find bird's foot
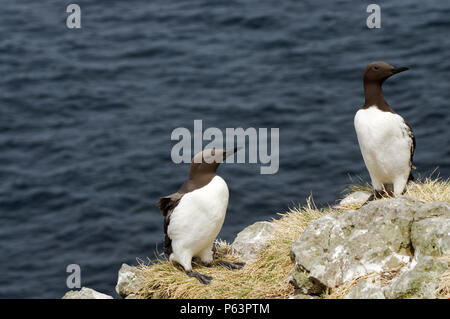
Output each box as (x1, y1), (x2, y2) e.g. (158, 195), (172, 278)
(215, 260), (245, 270)
(186, 271), (213, 285)
(363, 190), (387, 206)
(375, 189), (387, 199)
(366, 194), (375, 203)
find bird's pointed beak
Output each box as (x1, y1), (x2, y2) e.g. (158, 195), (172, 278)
(391, 66), (409, 74)
(224, 146), (242, 159)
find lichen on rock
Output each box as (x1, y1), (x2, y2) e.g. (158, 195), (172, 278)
(290, 195), (450, 298)
(116, 263), (145, 298)
(411, 201), (450, 258)
(386, 256), (448, 299)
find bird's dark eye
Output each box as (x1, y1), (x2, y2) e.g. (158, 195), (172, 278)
(373, 66), (379, 71)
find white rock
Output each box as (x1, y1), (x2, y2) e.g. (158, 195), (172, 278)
(231, 221), (275, 262)
(339, 191), (372, 206)
(116, 263), (144, 298)
(290, 196), (450, 298)
(385, 256), (448, 299)
(291, 197), (419, 290)
(62, 287), (113, 299)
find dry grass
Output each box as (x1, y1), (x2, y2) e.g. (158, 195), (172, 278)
(341, 174), (449, 208)
(405, 176), (450, 203)
(137, 197), (327, 299)
(136, 177), (449, 299)
(325, 273), (378, 299)
(325, 267), (404, 299)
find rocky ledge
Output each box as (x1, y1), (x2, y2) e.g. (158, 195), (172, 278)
(63, 193), (449, 299)
(290, 196), (449, 298)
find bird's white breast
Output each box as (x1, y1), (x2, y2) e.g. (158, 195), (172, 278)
(354, 106), (412, 185)
(167, 176), (229, 254)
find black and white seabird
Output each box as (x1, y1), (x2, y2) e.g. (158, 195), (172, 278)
(355, 61), (415, 198)
(158, 148), (244, 284)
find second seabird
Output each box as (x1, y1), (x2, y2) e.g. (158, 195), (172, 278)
(354, 61), (416, 198)
(158, 148), (244, 284)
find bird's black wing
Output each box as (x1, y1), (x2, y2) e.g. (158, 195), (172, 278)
(157, 180), (197, 256)
(158, 192), (183, 256)
(403, 120), (416, 180)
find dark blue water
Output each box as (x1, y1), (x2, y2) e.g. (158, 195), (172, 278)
(0, 0), (449, 298)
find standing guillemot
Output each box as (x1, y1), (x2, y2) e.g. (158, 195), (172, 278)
(158, 148), (244, 284)
(354, 61), (415, 199)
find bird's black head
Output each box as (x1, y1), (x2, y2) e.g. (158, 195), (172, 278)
(363, 61), (409, 84)
(189, 147), (239, 179)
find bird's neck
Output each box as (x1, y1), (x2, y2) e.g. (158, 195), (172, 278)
(363, 81), (393, 112)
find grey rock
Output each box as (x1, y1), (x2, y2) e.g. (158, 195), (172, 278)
(386, 256), (448, 299)
(414, 201), (450, 220)
(290, 195), (450, 299)
(344, 279), (386, 299)
(412, 217), (450, 258)
(231, 221), (275, 262)
(411, 202), (450, 257)
(291, 197), (418, 292)
(339, 191), (372, 206)
(62, 287), (113, 299)
(116, 263), (145, 298)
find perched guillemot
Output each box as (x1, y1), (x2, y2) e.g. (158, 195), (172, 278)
(158, 148), (244, 284)
(354, 61), (415, 198)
